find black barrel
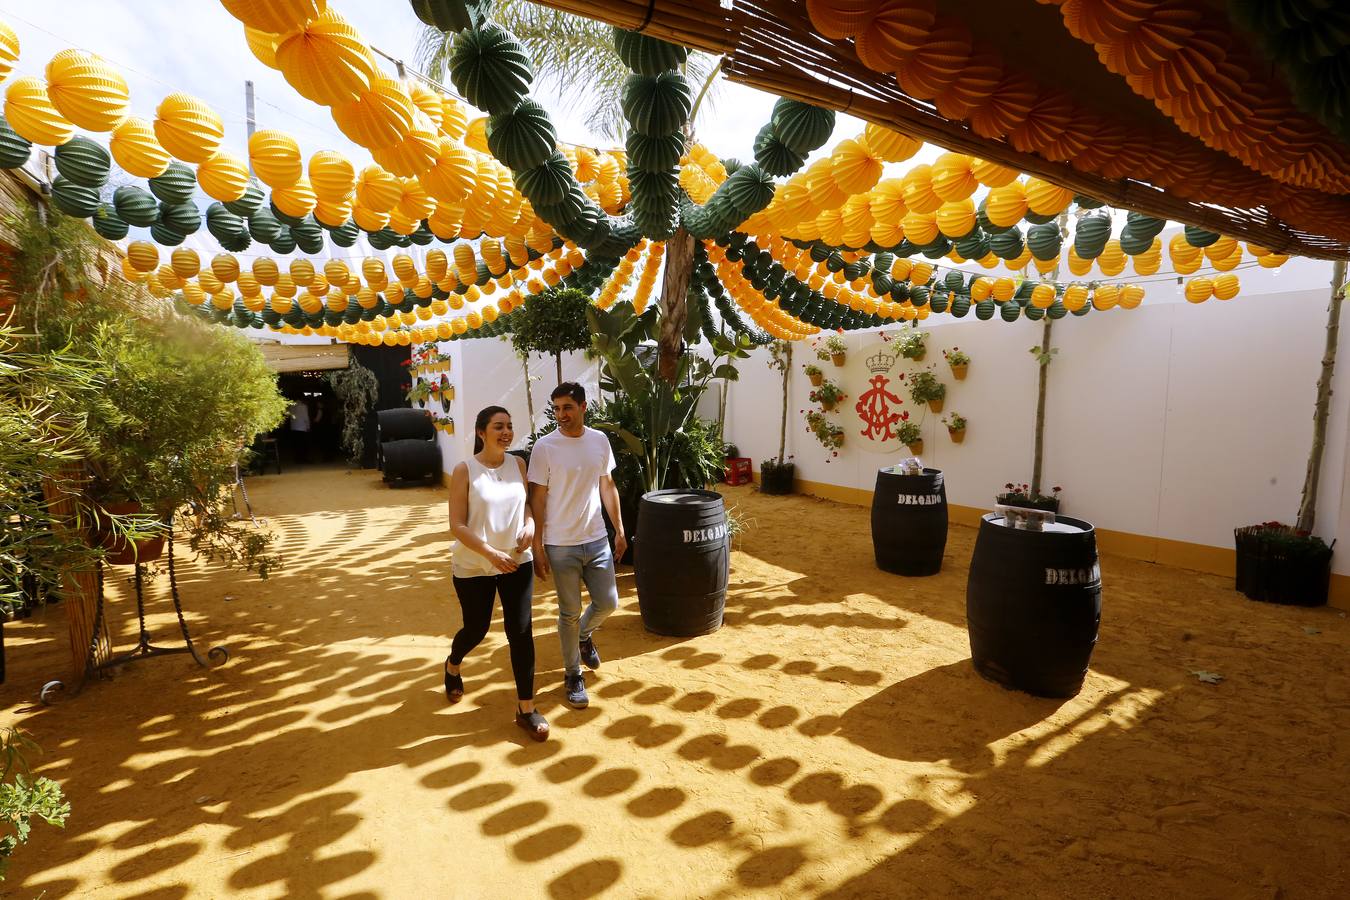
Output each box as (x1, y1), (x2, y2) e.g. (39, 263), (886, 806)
(634, 490), (729, 636)
(871, 467), (947, 576)
(966, 514), (1102, 698)
(377, 408), (434, 442)
(380, 439), (441, 485)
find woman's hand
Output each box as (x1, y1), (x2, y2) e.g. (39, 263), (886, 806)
(515, 520), (535, 553)
(486, 548), (519, 574)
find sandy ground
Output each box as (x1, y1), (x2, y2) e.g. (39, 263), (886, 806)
(2, 464), (1349, 899)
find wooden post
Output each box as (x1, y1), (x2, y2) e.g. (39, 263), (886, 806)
(1296, 259), (1347, 533)
(778, 341), (791, 464)
(658, 228), (695, 385)
(40, 466), (107, 681)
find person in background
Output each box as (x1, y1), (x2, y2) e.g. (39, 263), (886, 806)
(288, 397), (311, 465)
(445, 405), (547, 741)
(528, 383), (625, 711)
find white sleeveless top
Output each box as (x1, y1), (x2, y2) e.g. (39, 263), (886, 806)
(452, 456), (533, 578)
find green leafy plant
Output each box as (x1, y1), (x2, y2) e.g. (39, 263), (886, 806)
(809, 379), (846, 408)
(895, 327), (928, 360)
(327, 359), (379, 465)
(804, 409), (845, 454)
(587, 302), (750, 493)
(1235, 522), (1331, 557)
(723, 443), (740, 458)
(1, 728), (70, 881)
(1029, 344), (1059, 367)
(816, 334), (847, 361)
(943, 347), (970, 366)
(943, 413), (967, 431)
(803, 363), (822, 377)
(511, 287), (594, 383)
(897, 420), (923, 447)
(998, 482), (1062, 511)
(907, 370), (947, 405)
(406, 380), (432, 406)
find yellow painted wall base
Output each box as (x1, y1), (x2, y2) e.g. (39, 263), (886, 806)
(750, 472), (1350, 610)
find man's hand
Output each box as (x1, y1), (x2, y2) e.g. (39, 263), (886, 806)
(613, 533), (628, 564)
(533, 540), (550, 579)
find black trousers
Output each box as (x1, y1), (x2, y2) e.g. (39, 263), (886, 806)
(450, 562), (535, 700)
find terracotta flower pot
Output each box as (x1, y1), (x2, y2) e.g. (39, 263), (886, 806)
(821, 398), (836, 412)
(951, 363), (968, 380)
(912, 349), (926, 362)
(831, 352), (846, 367)
(906, 440), (924, 456)
(90, 501), (166, 566)
(808, 372), (823, 387)
(928, 397), (944, 414)
(948, 427), (966, 443)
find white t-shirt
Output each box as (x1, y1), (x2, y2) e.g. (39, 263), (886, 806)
(289, 401), (310, 432)
(528, 427), (615, 547)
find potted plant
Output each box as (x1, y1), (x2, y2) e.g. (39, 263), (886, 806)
(1234, 522), (1333, 606)
(817, 334), (847, 367)
(897, 420), (924, 456)
(511, 286), (593, 383)
(943, 412), (967, 443)
(762, 340), (796, 495)
(997, 482), (1063, 512)
(908, 370), (947, 414)
(944, 347), (970, 380)
(809, 379), (846, 412)
(895, 326), (927, 361)
(805, 410), (845, 456)
(804, 363), (824, 387)
(407, 380), (432, 406)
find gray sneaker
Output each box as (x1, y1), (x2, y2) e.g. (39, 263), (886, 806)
(565, 673), (589, 709)
(579, 635), (601, 670)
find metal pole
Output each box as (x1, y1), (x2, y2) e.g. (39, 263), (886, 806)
(245, 80), (256, 142)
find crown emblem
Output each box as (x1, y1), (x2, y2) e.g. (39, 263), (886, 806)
(866, 350), (896, 373)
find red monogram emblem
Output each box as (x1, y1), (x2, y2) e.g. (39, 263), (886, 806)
(855, 374), (903, 442)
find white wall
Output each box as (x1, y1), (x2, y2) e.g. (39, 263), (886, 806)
(724, 257), (1350, 573)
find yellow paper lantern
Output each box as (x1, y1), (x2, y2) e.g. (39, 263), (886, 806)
(931, 153), (978, 201)
(253, 258), (279, 287)
(862, 122), (921, 163)
(126, 241), (159, 273)
(984, 180), (1027, 228)
(1184, 277), (1212, 303)
(156, 266), (182, 291)
(110, 116), (170, 178)
(1093, 284), (1120, 310)
(901, 164), (944, 214)
(171, 247), (200, 280)
(212, 254), (241, 283)
(197, 151), (251, 202)
(1213, 274), (1240, 300)
(309, 149), (356, 202)
(154, 93), (224, 164)
(331, 76), (416, 150)
(4, 77), (74, 146)
(935, 199), (976, 239)
(0, 20), (18, 82)
(314, 198), (352, 227)
(355, 164), (402, 212)
(830, 138), (883, 195)
(1062, 283), (1088, 311)
(289, 258), (315, 286)
(1030, 282), (1055, 308)
(992, 277), (1016, 302)
(1258, 253), (1289, 269)
(45, 50), (129, 132)
(244, 26), (281, 69)
(275, 10), (375, 106)
(1024, 177), (1073, 216)
(324, 259), (350, 288)
(1119, 284), (1145, 309)
(372, 122), (440, 177)
(181, 282), (205, 306)
(970, 157), (1018, 188)
(249, 129), (302, 189)
(272, 177), (317, 219)
(464, 116), (488, 153)
(420, 137), (476, 202)
(221, 0), (327, 33)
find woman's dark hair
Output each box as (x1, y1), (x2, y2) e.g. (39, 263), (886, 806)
(550, 382), (586, 405)
(473, 406), (511, 453)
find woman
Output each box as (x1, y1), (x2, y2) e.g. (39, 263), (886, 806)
(444, 406), (548, 741)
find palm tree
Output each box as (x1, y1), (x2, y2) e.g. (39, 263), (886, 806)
(414, 0), (720, 142)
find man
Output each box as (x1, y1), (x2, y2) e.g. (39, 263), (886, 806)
(288, 397), (311, 465)
(528, 383), (626, 709)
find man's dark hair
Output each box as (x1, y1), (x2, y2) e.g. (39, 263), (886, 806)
(550, 382), (586, 405)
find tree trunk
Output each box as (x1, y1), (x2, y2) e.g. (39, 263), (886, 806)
(522, 351), (535, 431)
(554, 352), (562, 386)
(1031, 317), (1054, 498)
(1297, 259), (1347, 532)
(658, 228), (695, 385)
(41, 466), (108, 682)
(778, 342), (791, 464)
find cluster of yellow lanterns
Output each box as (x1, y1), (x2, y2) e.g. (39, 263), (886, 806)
(596, 239), (660, 311)
(679, 143), (729, 204)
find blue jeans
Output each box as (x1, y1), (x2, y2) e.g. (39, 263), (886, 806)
(546, 538), (619, 676)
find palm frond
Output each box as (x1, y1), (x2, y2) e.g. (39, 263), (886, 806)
(412, 0), (722, 144)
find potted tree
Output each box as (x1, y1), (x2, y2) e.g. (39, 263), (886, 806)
(511, 286), (593, 383)
(944, 347), (970, 380)
(908, 370), (947, 414)
(804, 363), (824, 387)
(898, 420), (924, 456)
(762, 340), (795, 494)
(810, 379), (846, 412)
(1234, 523), (1334, 606)
(943, 412), (967, 443)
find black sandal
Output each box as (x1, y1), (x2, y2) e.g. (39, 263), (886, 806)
(444, 656), (464, 703)
(515, 707), (549, 742)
